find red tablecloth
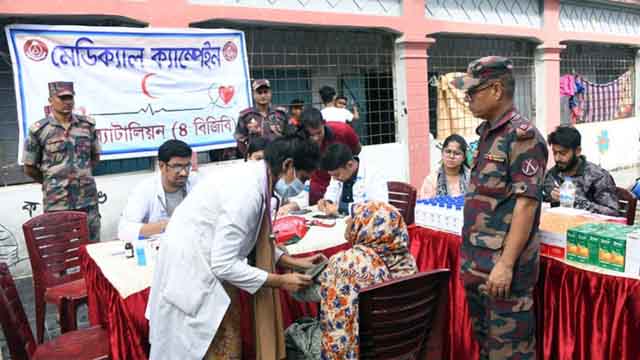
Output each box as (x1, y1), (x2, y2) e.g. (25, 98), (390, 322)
(408, 225), (640, 360)
(408, 225), (480, 359)
(80, 243), (350, 360)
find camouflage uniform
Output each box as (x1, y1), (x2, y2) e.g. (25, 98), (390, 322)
(454, 57), (549, 359)
(23, 93), (102, 242)
(234, 106), (288, 155)
(234, 79), (289, 155)
(542, 155), (619, 216)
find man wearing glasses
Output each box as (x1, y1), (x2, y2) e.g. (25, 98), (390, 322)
(118, 139), (199, 241)
(453, 57), (548, 359)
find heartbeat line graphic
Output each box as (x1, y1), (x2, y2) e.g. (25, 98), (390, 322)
(92, 104), (206, 117)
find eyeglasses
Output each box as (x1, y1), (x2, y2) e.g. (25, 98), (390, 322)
(443, 149), (464, 158)
(166, 163), (192, 173)
(464, 81), (496, 102)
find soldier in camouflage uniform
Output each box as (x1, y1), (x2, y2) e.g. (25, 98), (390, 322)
(452, 57), (548, 359)
(542, 125), (619, 216)
(23, 81), (102, 242)
(234, 79), (288, 155)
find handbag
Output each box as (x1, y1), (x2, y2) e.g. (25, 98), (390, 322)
(272, 215), (308, 245)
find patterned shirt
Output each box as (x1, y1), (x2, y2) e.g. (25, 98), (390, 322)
(462, 108), (548, 252)
(542, 156), (619, 216)
(23, 114), (100, 211)
(234, 106), (288, 155)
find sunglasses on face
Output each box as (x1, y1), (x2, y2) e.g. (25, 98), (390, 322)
(464, 81), (497, 102)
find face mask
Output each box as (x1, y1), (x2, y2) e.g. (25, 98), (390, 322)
(274, 169), (305, 199)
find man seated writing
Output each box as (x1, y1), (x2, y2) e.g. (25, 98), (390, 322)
(542, 126), (619, 216)
(118, 139), (199, 241)
(317, 143), (388, 216)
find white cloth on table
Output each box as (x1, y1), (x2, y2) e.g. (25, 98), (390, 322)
(86, 241), (154, 298)
(117, 172), (200, 242)
(147, 161), (283, 360)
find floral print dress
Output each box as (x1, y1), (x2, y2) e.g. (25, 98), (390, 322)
(318, 201), (418, 360)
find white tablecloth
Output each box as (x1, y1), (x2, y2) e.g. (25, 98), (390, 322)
(284, 209), (349, 255)
(86, 241), (154, 298)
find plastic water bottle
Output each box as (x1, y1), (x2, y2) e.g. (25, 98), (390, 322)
(559, 177), (576, 208)
(134, 235), (147, 266)
(301, 180), (310, 208)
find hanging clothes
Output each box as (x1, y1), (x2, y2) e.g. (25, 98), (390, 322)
(577, 71), (633, 123)
(436, 72), (483, 139)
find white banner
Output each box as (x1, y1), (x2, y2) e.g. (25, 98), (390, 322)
(6, 25), (251, 162)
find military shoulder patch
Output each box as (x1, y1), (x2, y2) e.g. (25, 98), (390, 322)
(29, 118), (49, 133)
(521, 158), (540, 176)
(515, 122), (534, 140)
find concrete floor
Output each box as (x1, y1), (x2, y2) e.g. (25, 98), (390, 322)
(0, 276), (90, 359)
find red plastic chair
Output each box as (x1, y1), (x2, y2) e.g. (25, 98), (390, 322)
(387, 181), (418, 226)
(616, 186), (637, 225)
(23, 211), (90, 343)
(0, 262), (109, 360)
(358, 269), (451, 360)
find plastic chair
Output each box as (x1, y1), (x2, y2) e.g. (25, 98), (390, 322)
(616, 187), (637, 225)
(23, 211), (90, 343)
(387, 181), (417, 225)
(0, 262), (109, 360)
(359, 269), (451, 360)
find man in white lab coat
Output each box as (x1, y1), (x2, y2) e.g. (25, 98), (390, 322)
(118, 140), (199, 242)
(318, 143), (388, 215)
(147, 134), (323, 360)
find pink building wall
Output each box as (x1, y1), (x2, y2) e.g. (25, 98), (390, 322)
(2, 0), (640, 187)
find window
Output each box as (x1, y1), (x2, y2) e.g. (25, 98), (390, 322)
(560, 42), (636, 124)
(240, 26), (397, 145)
(427, 35), (537, 140)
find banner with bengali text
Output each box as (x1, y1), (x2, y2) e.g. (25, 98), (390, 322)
(6, 25), (251, 163)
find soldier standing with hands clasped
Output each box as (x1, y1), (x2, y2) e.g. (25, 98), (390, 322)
(23, 81), (102, 242)
(452, 57), (548, 359)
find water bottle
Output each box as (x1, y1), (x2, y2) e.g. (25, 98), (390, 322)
(559, 177), (576, 208)
(134, 235), (148, 266)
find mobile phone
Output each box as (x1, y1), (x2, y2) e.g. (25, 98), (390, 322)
(305, 259), (329, 279)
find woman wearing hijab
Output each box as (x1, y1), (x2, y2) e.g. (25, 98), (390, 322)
(419, 134), (470, 199)
(318, 201), (417, 359)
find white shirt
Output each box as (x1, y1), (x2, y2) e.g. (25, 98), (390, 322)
(117, 172), (199, 242)
(147, 161), (283, 360)
(321, 106), (354, 124)
(323, 159), (389, 211)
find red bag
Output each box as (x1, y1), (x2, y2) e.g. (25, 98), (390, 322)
(272, 216), (308, 244)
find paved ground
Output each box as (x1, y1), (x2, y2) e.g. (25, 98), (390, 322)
(0, 166), (637, 359)
(0, 276), (90, 359)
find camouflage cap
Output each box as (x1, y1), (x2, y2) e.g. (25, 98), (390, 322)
(451, 56), (514, 91)
(252, 79), (271, 91)
(48, 81), (75, 97)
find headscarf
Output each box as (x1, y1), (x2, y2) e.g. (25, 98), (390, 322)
(344, 201), (417, 277)
(317, 201), (418, 359)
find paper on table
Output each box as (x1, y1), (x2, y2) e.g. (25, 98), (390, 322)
(285, 207), (349, 255)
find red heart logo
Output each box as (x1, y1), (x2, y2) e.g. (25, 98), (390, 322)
(219, 86), (234, 104)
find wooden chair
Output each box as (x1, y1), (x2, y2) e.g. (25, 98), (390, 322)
(0, 262), (109, 360)
(387, 181), (417, 226)
(616, 187), (637, 225)
(23, 211), (90, 343)
(359, 269), (451, 360)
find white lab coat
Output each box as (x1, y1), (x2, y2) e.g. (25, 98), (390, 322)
(117, 172), (199, 242)
(323, 159), (389, 210)
(147, 161), (283, 359)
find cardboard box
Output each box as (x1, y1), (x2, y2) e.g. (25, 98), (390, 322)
(625, 232), (640, 276)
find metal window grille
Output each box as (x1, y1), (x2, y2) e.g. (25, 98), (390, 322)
(241, 26), (397, 145)
(427, 35), (537, 140)
(560, 42), (636, 124)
